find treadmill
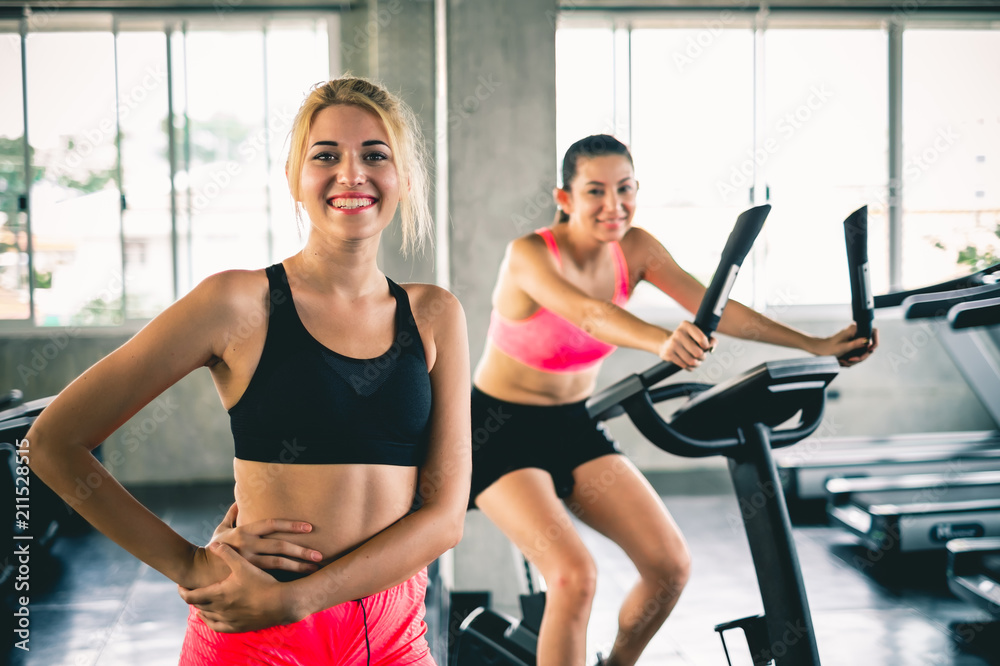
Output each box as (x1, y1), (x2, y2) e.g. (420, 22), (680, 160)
(946, 295), (1000, 617)
(825, 278), (1000, 556)
(776, 261), (1000, 519)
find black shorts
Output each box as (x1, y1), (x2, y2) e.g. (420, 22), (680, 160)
(469, 387), (622, 509)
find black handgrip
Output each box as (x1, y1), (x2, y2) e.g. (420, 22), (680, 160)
(873, 261), (1000, 309)
(694, 203), (771, 337)
(903, 282), (1000, 321)
(948, 295), (1000, 330)
(844, 205), (873, 341)
(840, 206), (873, 362)
(586, 204), (770, 419)
(638, 204), (771, 389)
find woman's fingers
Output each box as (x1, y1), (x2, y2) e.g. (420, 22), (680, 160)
(667, 322), (714, 369)
(243, 518), (313, 537)
(253, 555), (321, 573)
(178, 581), (225, 607)
(248, 537), (323, 563)
(676, 321), (712, 351)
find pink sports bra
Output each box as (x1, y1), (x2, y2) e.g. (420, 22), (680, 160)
(487, 227), (630, 373)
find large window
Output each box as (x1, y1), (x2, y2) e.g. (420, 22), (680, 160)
(27, 31), (123, 326)
(902, 30), (1000, 288)
(556, 15), (1000, 308)
(763, 29), (889, 305)
(0, 12), (332, 327)
(630, 26), (755, 308)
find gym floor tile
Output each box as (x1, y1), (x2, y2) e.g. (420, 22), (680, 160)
(4, 482), (998, 666)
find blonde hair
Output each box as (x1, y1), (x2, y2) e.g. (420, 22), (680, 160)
(285, 76), (432, 254)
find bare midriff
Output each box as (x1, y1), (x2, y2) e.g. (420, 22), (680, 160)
(233, 460), (418, 565)
(473, 342), (602, 406)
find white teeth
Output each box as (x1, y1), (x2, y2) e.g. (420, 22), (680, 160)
(329, 198), (373, 209)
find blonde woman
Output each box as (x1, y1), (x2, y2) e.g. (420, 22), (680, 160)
(26, 77), (470, 665)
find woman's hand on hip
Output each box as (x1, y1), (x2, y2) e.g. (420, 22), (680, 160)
(178, 542), (304, 633)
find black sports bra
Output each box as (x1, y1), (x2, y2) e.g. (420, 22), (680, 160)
(229, 263), (432, 466)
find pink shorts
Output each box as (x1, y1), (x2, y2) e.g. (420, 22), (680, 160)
(179, 568), (434, 666)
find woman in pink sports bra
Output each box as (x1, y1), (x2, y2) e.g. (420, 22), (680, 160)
(470, 134), (877, 666)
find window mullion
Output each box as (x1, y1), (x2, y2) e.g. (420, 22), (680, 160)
(166, 24), (179, 303)
(113, 18), (126, 323)
(20, 18), (35, 324)
(888, 21), (903, 292)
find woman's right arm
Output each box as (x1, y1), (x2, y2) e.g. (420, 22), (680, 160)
(505, 235), (709, 367)
(23, 271), (256, 589)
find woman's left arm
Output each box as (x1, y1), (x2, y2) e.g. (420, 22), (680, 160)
(182, 287), (472, 632)
(626, 227), (877, 365)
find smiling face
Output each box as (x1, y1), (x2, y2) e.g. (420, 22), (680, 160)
(558, 154), (638, 242)
(296, 104), (401, 245)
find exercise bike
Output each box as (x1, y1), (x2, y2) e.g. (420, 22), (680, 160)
(581, 205), (873, 665)
(453, 204), (874, 665)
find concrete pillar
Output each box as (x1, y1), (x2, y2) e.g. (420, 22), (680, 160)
(447, 0), (558, 361)
(447, 0), (559, 616)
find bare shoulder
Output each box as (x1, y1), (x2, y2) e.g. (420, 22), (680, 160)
(620, 226), (675, 279)
(399, 284), (468, 374)
(187, 268), (270, 318)
(506, 229), (558, 275)
(620, 225), (660, 251)
(163, 269), (271, 367)
(508, 229), (549, 255)
(196, 268), (268, 299)
(400, 283), (466, 334)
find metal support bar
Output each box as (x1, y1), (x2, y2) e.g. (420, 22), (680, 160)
(728, 422), (821, 665)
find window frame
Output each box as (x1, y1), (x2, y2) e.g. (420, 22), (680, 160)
(556, 6), (1000, 322)
(0, 8), (338, 332)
